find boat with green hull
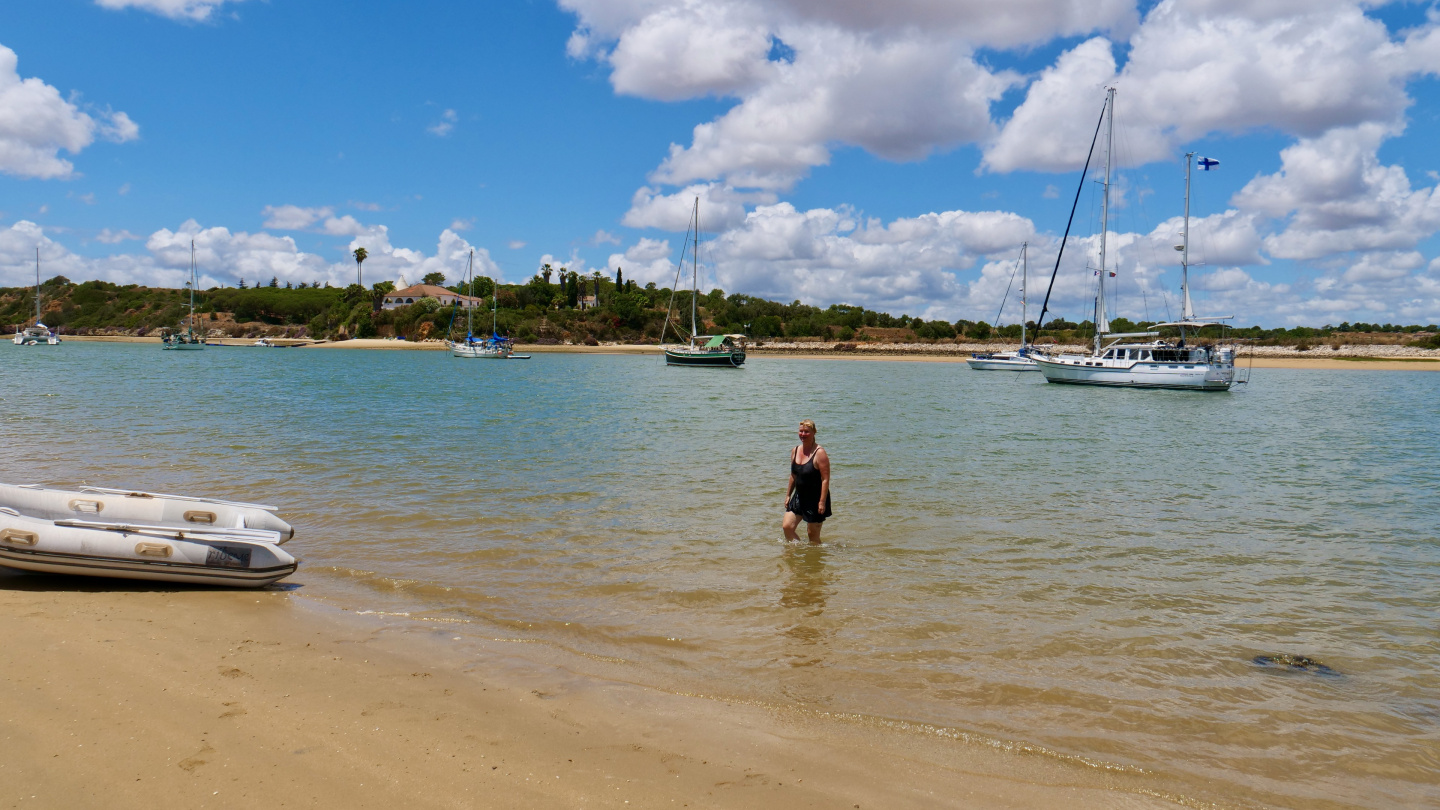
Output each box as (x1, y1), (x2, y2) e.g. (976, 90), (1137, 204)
(661, 197), (746, 369)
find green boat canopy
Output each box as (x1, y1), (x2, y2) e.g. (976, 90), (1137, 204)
(703, 335), (727, 348)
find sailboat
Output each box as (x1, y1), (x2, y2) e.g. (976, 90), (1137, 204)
(448, 250), (529, 359)
(12, 248), (61, 346)
(967, 242), (1039, 371)
(1031, 88), (1241, 391)
(661, 197), (746, 368)
(162, 241), (206, 350)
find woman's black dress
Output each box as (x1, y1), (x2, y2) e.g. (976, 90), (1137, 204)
(787, 445), (833, 523)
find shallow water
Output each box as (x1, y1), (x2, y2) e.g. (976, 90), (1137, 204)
(2, 343), (1437, 807)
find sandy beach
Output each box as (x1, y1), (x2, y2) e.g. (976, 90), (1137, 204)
(0, 569), (1184, 809)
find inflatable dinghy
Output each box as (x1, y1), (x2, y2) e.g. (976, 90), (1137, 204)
(0, 483), (298, 587)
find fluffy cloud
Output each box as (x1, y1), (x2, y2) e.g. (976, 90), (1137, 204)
(262, 205), (374, 238)
(93, 0), (247, 22)
(261, 205), (331, 230)
(622, 183), (766, 231)
(1233, 124), (1440, 259)
(987, 2), (1440, 172)
(0, 44), (139, 179)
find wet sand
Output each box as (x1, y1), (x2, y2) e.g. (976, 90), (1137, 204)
(0, 569), (1186, 809)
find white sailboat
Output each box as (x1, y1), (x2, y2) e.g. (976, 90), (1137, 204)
(12, 248), (61, 346)
(162, 240), (206, 350)
(967, 242), (1039, 371)
(1032, 88), (1242, 392)
(448, 250), (528, 359)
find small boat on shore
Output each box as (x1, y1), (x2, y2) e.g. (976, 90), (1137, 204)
(0, 483), (297, 587)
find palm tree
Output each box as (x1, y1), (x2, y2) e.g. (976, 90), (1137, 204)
(353, 247), (368, 287)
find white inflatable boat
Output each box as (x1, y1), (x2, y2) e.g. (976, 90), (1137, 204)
(0, 484), (298, 587)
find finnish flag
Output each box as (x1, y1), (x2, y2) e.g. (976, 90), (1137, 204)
(1199, 156), (1220, 171)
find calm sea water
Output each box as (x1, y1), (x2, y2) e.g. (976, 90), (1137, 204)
(2, 343), (1437, 808)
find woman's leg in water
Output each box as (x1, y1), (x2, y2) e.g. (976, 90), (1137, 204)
(782, 511), (802, 541)
(806, 519), (822, 544)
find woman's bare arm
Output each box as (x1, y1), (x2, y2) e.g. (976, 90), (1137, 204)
(815, 448), (830, 510)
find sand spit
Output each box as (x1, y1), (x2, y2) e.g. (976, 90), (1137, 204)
(0, 570), (1192, 810)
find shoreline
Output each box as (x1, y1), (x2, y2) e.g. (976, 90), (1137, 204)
(0, 569), (1191, 809)
(42, 335), (1440, 369)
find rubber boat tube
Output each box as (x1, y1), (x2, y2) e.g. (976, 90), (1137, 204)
(0, 483), (299, 588)
(0, 483), (294, 542)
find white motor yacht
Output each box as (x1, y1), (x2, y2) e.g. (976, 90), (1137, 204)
(1031, 89), (1245, 391)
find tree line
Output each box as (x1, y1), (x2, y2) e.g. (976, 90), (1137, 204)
(2, 272), (1437, 348)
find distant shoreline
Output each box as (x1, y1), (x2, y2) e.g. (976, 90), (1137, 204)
(44, 334), (1440, 369)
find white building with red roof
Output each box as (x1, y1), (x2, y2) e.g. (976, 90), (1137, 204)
(381, 284), (483, 311)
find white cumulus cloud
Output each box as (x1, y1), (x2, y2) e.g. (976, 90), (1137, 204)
(0, 44), (139, 179)
(93, 0), (248, 22)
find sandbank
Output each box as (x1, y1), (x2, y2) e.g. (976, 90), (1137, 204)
(0, 569), (1189, 809)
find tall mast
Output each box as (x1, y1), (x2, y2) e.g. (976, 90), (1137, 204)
(188, 240), (196, 336)
(1020, 242), (1028, 348)
(465, 250), (474, 337)
(1181, 152), (1194, 344)
(1095, 86), (1115, 355)
(35, 247), (41, 323)
(691, 196), (699, 340)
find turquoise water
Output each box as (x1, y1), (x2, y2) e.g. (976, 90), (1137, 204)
(2, 343), (1438, 808)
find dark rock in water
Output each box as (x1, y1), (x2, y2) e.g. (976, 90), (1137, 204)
(1253, 654), (1340, 675)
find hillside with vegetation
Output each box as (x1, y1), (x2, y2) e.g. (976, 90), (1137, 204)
(2, 269), (1438, 349)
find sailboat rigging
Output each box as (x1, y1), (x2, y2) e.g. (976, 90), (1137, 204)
(660, 197), (746, 368)
(162, 241), (206, 350)
(1031, 88), (1244, 391)
(13, 248), (61, 346)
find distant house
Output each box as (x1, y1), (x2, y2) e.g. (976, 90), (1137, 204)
(381, 284), (482, 311)
(578, 295), (597, 310)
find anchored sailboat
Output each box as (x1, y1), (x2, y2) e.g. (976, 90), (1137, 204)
(12, 248), (61, 346)
(661, 197), (746, 368)
(1031, 88), (1243, 391)
(448, 250), (528, 359)
(162, 241), (206, 350)
(967, 242), (1039, 371)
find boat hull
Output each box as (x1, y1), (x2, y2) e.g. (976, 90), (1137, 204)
(966, 354), (1039, 371)
(664, 349), (746, 367)
(449, 341), (509, 359)
(1033, 355), (1234, 390)
(13, 330), (60, 345)
(162, 342), (206, 350)
(0, 513), (298, 588)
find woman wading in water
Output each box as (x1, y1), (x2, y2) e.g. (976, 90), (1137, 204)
(783, 419), (832, 543)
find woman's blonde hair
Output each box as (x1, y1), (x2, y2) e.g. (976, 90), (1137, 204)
(799, 419), (817, 433)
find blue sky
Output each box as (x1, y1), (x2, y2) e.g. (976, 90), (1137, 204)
(3, 0), (1440, 327)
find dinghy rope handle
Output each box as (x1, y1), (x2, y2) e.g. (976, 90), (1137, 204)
(184, 511), (217, 524)
(1, 529), (38, 546)
(134, 542), (172, 557)
(68, 499), (103, 514)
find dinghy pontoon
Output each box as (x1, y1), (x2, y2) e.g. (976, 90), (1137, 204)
(0, 483), (298, 587)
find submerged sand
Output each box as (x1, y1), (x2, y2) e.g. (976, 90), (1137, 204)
(0, 569), (1188, 809)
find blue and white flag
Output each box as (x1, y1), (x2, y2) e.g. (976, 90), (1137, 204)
(1199, 156), (1220, 171)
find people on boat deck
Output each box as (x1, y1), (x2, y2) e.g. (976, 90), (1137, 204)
(783, 419), (832, 544)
